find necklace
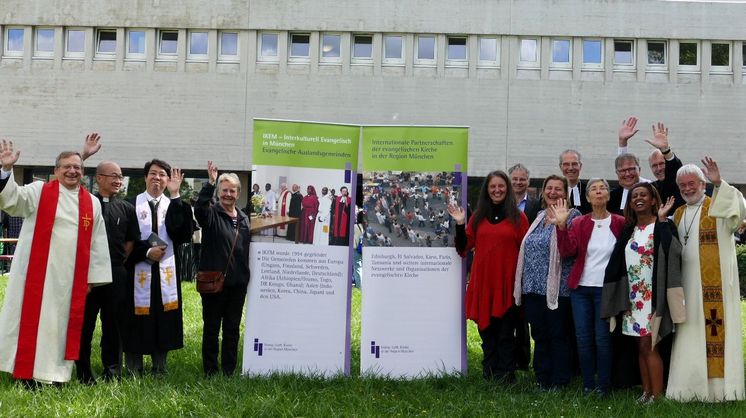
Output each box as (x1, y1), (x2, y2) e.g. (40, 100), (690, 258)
(682, 203), (703, 245)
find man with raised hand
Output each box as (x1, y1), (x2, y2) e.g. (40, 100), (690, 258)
(618, 118), (685, 212)
(122, 159), (193, 376)
(0, 139), (111, 384)
(666, 158), (745, 402)
(75, 145), (140, 383)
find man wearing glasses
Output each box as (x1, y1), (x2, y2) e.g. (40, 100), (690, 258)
(75, 142), (140, 382)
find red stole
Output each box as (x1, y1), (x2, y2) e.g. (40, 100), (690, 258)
(332, 196), (349, 238)
(13, 180), (94, 379)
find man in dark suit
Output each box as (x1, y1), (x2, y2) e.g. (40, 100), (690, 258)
(559, 150), (591, 214)
(507, 163), (538, 371)
(509, 163), (541, 223)
(619, 119), (685, 213)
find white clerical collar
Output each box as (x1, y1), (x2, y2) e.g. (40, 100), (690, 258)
(568, 183), (581, 206)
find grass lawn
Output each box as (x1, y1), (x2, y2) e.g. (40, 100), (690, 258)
(0, 276), (745, 417)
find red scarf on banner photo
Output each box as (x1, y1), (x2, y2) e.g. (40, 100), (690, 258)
(13, 180), (94, 380)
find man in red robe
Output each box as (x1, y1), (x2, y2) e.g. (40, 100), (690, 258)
(329, 186), (351, 246)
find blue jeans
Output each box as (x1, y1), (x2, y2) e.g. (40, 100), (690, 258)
(570, 286), (612, 393)
(524, 293), (572, 388)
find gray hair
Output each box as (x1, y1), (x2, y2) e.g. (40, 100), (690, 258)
(559, 149), (582, 165)
(55, 151), (83, 168)
(585, 178), (610, 197)
(676, 164), (707, 183)
(217, 172), (242, 192)
(614, 153), (640, 170)
(508, 163), (530, 178)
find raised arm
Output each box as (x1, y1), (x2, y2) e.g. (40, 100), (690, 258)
(618, 116), (639, 153)
(81, 132), (102, 161)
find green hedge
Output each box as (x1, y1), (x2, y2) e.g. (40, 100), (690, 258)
(737, 244), (746, 298)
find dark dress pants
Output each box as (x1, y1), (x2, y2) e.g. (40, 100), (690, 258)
(76, 281), (121, 381)
(477, 306), (518, 382)
(201, 286), (247, 376)
(524, 293), (572, 388)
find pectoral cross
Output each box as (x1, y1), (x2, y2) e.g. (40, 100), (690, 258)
(82, 214), (92, 231)
(164, 267), (174, 286)
(138, 270), (147, 288)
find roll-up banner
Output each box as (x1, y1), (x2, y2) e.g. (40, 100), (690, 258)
(243, 119), (359, 376)
(359, 125), (468, 377)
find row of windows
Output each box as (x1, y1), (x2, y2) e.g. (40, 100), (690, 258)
(3, 26), (745, 72)
(2, 27), (239, 61)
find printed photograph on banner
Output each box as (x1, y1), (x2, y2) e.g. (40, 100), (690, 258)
(361, 171), (460, 248)
(250, 165), (352, 246)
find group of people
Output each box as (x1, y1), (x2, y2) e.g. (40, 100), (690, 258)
(362, 171), (458, 248)
(450, 118), (745, 403)
(0, 118), (744, 405)
(0, 135), (251, 386)
(250, 182), (351, 246)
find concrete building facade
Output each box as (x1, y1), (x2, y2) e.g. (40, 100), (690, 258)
(1, 0), (745, 196)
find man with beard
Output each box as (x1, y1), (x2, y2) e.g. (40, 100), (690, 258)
(666, 159), (745, 402)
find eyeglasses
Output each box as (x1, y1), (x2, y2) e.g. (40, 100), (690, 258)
(616, 167), (638, 175)
(98, 173), (124, 180)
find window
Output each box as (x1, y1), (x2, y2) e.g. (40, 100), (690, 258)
(551, 38), (571, 67)
(320, 33), (341, 63)
(5, 27), (24, 56)
(65, 29), (86, 58)
(518, 38), (539, 67)
(258, 32), (278, 62)
(478, 37), (498, 67)
(126, 30), (146, 59)
(352, 34), (373, 63)
(219, 32), (238, 60)
(35, 28), (55, 57)
(188, 31), (208, 59)
(383, 34), (404, 65)
(582, 39), (603, 68)
(415, 35), (436, 65)
(96, 30), (117, 56)
(647, 41), (666, 65)
(613, 40), (634, 66)
(289, 33), (310, 60)
(678, 41), (699, 71)
(446, 36), (467, 64)
(711, 42), (730, 72)
(158, 30), (178, 57)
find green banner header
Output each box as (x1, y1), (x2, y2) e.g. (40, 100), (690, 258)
(253, 119), (359, 170)
(362, 126), (468, 172)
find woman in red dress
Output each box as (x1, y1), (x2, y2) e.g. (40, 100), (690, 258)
(448, 171), (528, 383)
(300, 185), (319, 244)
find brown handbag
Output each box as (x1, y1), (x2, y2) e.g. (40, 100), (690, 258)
(196, 226), (240, 294)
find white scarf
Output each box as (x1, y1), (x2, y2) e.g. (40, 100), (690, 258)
(133, 192), (179, 315)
